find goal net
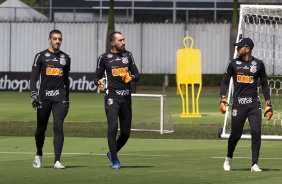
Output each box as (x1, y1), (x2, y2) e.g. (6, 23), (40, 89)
(219, 5), (282, 140)
(131, 94), (174, 134)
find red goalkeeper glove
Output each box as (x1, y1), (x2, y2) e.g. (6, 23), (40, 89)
(120, 72), (133, 83)
(264, 100), (273, 121)
(219, 97), (229, 114)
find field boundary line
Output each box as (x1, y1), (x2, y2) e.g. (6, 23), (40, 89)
(0, 152), (169, 157)
(212, 156), (282, 160)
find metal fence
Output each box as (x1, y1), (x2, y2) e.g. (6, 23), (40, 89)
(0, 22), (231, 74)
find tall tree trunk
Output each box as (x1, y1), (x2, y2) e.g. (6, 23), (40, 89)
(106, 0), (115, 51)
(230, 0), (238, 60)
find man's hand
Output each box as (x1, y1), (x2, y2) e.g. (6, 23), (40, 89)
(98, 78), (105, 90)
(264, 100), (273, 121)
(120, 72), (133, 83)
(30, 91), (42, 109)
(219, 97), (229, 114)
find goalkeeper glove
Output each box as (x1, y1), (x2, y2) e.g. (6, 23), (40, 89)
(120, 72), (133, 83)
(219, 97), (229, 114)
(98, 78), (105, 90)
(264, 100), (273, 121)
(30, 91), (42, 109)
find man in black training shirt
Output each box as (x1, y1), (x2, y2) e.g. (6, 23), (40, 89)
(30, 30), (71, 169)
(220, 38), (273, 172)
(94, 31), (140, 169)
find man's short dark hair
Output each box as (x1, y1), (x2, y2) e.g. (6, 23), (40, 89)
(110, 31), (122, 42)
(49, 30), (62, 38)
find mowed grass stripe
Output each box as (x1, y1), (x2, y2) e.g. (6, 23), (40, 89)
(1, 137), (282, 184)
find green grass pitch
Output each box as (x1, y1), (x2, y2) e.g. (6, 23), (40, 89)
(1, 137), (282, 184)
(1, 87), (282, 183)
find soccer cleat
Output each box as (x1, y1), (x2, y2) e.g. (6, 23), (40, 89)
(33, 155), (42, 168)
(107, 151), (113, 167)
(111, 160), (121, 169)
(54, 161), (65, 169)
(251, 164), (262, 172)
(223, 157), (232, 171)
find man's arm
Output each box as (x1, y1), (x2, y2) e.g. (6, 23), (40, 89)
(30, 53), (42, 109)
(64, 57), (71, 101)
(30, 54), (41, 92)
(259, 62), (273, 120)
(94, 55), (105, 90)
(128, 52), (140, 82)
(259, 62), (270, 101)
(219, 61), (232, 98)
(219, 60), (233, 114)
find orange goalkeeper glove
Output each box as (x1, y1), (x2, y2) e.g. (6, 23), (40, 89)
(97, 78), (105, 90)
(264, 100), (273, 121)
(120, 72), (133, 83)
(219, 97), (229, 114)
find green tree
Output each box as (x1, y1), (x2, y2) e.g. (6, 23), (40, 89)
(22, 0), (39, 7)
(229, 0), (239, 60)
(106, 0), (115, 51)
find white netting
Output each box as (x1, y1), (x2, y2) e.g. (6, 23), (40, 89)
(241, 5), (282, 76)
(220, 5), (282, 139)
(131, 94), (174, 134)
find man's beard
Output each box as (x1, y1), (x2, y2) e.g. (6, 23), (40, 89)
(116, 45), (125, 53)
(238, 52), (246, 57)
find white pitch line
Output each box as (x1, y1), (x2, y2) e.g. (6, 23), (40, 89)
(212, 156), (282, 160)
(0, 152), (169, 157)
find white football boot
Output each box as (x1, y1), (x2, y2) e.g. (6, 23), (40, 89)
(223, 157), (232, 171)
(33, 155), (42, 168)
(54, 161), (65, 169)
(251, 164), (262, 172)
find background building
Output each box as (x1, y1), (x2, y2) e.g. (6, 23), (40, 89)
(51, 0), (281, 23)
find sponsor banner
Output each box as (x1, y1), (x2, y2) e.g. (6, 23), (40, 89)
(0, 72), (100, 93)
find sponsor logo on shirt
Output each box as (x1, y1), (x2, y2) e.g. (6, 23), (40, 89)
(237, 75), (254, 83)
(112, 67), (128, 76)
(238, 97), (252, 104)
(46, 67), (63, 76)
(45, 90), (60, 96)
(232, 109), (237, 117)
(107, 98), (113, 105)
(116, 89), (130, 96)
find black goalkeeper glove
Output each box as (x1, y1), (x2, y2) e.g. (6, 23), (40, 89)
(30, 91), (42, 109)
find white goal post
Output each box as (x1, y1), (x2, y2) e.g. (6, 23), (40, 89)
(131, 94), (174, 134)
(219, 5), (282, 140)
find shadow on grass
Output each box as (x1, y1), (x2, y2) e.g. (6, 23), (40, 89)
(120, 166), (154, 169)
(232, 168), (280, 172)
(42, 165), (87, 169)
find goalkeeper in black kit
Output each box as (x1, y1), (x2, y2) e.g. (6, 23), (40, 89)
(219, 38), (273, 172)
(30, 30), (71, 169)
(94, 31), (140, 169)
